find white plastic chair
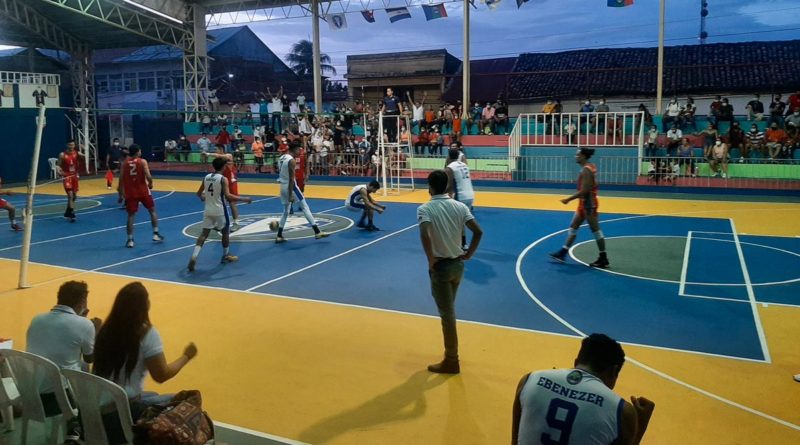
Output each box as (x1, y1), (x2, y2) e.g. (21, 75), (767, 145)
(61, 369), (134, 445)
(47, 158), (59, 179)
(0, 356), (20, 432)
(0, 349), (77, 445)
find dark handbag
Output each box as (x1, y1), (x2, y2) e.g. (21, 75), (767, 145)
(134, 390), (214, 445)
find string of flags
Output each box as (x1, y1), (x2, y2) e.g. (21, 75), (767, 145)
(325, 1), (631, 31)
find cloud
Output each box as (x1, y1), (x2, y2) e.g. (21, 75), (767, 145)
(738, 0), (800, 27)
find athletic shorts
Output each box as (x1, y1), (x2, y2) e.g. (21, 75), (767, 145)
(63, 176), (79, 193)
(279, 183), (305, 206)
(346, 201), (366, 212)
(125, 195), (154, 214)
(229, 181), (239, 196)
(201, 214), (228, 231)
(295, 178), (305, 191)
(577, 200), (598, 218)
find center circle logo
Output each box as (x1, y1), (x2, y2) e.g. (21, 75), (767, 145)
(182, 213), (353, 242)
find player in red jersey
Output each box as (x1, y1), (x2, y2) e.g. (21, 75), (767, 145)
(58, 139), (82, 222)
(549, 147), (609, 268)
(118, 144), (163, 248)
(0, 177), (23, 231)
(290, 140), (307, 215)
(212, 144), (242, 231)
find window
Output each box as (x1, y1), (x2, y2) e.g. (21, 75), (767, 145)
(138, 78), (155, 91)
(96, 80), (108, 93)
(123, 79), (137, 92)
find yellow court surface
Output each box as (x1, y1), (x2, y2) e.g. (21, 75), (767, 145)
(2, 178), (800, 444)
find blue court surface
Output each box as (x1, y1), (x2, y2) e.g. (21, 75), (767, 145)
(2, 190), (798, 365)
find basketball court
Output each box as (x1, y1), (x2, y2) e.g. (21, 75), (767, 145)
(1, 177), (799, 444)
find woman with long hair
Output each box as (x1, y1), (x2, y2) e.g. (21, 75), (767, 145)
(93, 282), (197, 418)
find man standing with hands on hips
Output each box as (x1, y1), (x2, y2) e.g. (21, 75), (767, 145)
(418, 170), (483, 374)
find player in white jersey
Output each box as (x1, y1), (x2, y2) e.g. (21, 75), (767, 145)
(187, 157), (252, 272)
(443, 141), (467, 166)
(512, 334), (655, 445)
(275, 142), (328, 243)
(345, 180), (385, 231)
(445, 148), (475, 249)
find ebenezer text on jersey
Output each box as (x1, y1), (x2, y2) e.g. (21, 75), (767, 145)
(536, 376), (606, 407)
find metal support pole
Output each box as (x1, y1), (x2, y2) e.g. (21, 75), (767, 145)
(656, 0), (665, 115)
(19, 105), (46, 289)
(312, 0), (322, 113)
(462, 0), (470, 118)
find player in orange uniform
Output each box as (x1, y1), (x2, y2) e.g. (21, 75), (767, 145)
(118, 144), (163, 248)
(211, 144), (242, 231)
(290, 140), (307, 215)
(0, 177), (23, 231)
(549, 147), (609, 268)
(58, 140), (82, 222)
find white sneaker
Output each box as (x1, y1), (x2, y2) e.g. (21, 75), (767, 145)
(794, 374), (800, 383)
(126, 239), (135, 248)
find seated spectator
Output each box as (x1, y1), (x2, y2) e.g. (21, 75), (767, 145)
(197, 133), (212, 164)
(494, 100), (509, 135)
(786, 107), (800, 128)
(681, 97), (697, 131)
(93, 282), (197, 421)
(709, 138), (730, 178)
(677, 138), (696, 177)
(746, 94), (765, 121)
(769, 94), (786, 128)
(176, 135), (191, 162)
(26, 280), (102, 443)
(744, 124), (765, 160)
(605, 114), (623, 141)
(635, 103), (653, 133)
(718, 98), (734, 126)
(512, 334), (655, 445)
(765, 123), (787, 160)
(541, 98), (557, 133)
(665, 124), (682, 156)
(200, 114), (213, 133)
(662, 97), (681, 132)
(415, 128), (430, 156)
(480, 102), (495, 135)
(163, 138), (177, 162)
(695, 122), (718, 159)
(429, 126), (442, 156)
(647, 159), (659, 183)
(727, 121), (745, 155)
(645, 125), (659, 159)
(708, 95), (723, 126)
(563, 119), (577, 144)
(785, 122), (800, 158)
(425, 105), (436, 131)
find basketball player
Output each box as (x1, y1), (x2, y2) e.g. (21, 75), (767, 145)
(58, 139), (82, 222)
(443, 141), (467, 166)
(275, 143), (328, 243)
(187, 157), (252, 272)
(345, 180), (385, 231)
(211, 144), (242, 231)
(550, 147), (609, 268)
(0, 178), (23, 231)
(290, 141), (308, 215)
(118, 144), (163, 248)
(445, 148), (474, 249)
(512, 333), (655, 445)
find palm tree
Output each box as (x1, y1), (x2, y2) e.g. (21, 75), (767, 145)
(286, 40), (337, 79)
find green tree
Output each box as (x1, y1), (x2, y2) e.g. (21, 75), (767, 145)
(286, 40), (337, 79)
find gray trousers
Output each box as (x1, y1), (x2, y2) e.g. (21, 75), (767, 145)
(429, 258), (465, 361)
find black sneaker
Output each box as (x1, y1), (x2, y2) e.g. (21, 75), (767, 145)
(589, 255), (610, 269)
(549, 249), (567, 263)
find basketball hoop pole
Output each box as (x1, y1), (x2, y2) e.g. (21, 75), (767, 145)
(19, 104), (47, 289)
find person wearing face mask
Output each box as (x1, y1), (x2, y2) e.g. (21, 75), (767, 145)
(744, 124), (765, 161)
(718, 98), (734, 127)
(765, 122), (788, 160)
(785, 108), (800, 128)
(681, 97), (697, 131)
(746, 94), (764, 121)
(541, 98), (557, 134)
(768, 94), (786, 128)
(708, 138), (729, 178)
(176, 134), (191, 162)
(580, 99), (595, 131)
(595, 98), (610, 135)
(663, 97), (681, 132)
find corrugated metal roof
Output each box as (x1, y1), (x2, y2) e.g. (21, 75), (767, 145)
(0, 48), (26, 57)
(112, 26), (244, 63)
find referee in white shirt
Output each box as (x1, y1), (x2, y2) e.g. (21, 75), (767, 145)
(418, 170), (483, 374)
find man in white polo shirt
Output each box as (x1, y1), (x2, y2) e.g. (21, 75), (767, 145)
(418, 170), (483, 374)
(26, 280), (102, 443)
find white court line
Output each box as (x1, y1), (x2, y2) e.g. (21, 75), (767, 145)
(214, 421), (310, 445)
(516, 223), (800, 431)
(730, 218), (771, 363)
(246, 223), (418, 292)
(678, 231), (693, 297)
(0, 256), (771, 365)
(0, 196), (277, 253)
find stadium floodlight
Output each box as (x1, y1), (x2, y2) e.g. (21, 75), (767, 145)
(122, 0), (184, 25)
(228, 73), (234, 79)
